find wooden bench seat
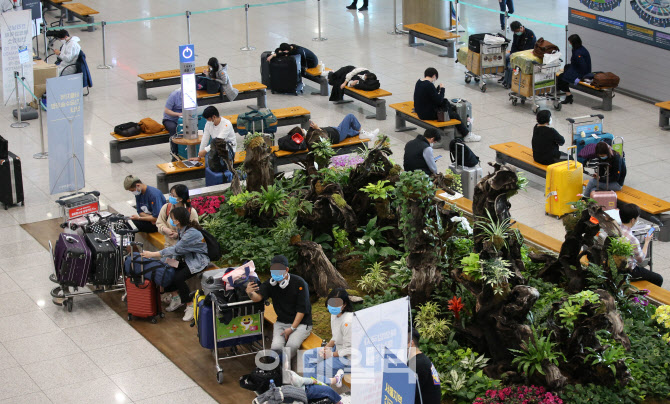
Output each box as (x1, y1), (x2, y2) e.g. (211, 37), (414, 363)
(145, 232), (166, 250)
(404, 23), (460, 58)
(303, 66), (332, 96)
(263, 304), (323, 350)
(655, 101), (670, 130)
(339, 87), (392, 120)
(194, 82), (267, 108)
(579, 179), (670, 223)
(556, 72), (615, 111)
(390, 101), (461, 149)
(490, 142), (549, 178)
(631, 281), (670, 306)
(60, 3), (98, 32)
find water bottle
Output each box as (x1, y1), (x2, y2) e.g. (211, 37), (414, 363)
(268, 379), (276, 390)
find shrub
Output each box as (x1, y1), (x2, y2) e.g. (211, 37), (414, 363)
(415, 301), (450, 343)
(475, 385), (563, 403)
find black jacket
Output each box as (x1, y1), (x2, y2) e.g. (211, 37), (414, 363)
(510, 28), (537, 53)
(276, 44), (319, 72)
(403, 135), (431, 175)
(328, 66), (379, 101)
(531, 125), (565, 165)
(597, 154), (622, 186)
(413, 79), (445, 121)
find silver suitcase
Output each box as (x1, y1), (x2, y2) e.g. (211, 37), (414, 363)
(201, 268), (227, 295)
(448, 142), (482, 200)
(450, 98), (472, 132)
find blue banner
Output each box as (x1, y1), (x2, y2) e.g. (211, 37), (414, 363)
(381, 349), (415, 404)
(47, 74), (84, 194)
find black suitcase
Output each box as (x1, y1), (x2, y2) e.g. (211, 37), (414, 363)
(269, 54), (303, 95)
(260, 50), (273, 88)
(468, 33), (490, 53)
(84, 233), (119, 286)
(0, 151), (23, 209)
(0, 135), (7, 159)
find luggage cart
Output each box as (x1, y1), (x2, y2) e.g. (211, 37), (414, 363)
(464, 39), (508, 93)
(210, 294), (265, 384)
(508, 61), (562, 114)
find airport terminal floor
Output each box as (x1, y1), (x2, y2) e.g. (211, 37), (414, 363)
(1, 0), (670, 402)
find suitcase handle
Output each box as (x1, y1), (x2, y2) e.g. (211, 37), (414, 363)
(566, 146), (577, 170)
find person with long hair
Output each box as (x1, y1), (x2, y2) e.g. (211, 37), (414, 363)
(155, 184), (199, 248)
(199, 57), (238, 101)
(557, 34), (592, 105)
(583, 141), (625, 197)
(140, 207), (209, 322)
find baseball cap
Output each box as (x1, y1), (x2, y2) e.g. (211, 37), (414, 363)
(123, 175), (141, 190)
(270, 255), (289, 271)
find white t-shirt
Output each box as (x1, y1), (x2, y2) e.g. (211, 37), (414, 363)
(200, 117), (236, 153)
(331, 311), (353, 358)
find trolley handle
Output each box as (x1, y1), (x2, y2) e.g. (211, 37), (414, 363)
(214, 298), (257, 308)
(566, 114), (604, 123)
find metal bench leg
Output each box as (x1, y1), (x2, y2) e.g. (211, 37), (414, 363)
(394, 112), (415, 132)
(257, 93), (267, 108)
(367, 100), (386, 120)
(660, 109), (670, 131)
(439, 41), (455, 58)
(86, 16), (95, 32)
(136, 81), (157, 101)
(156, 173), (169, 193)
(408, 33), (423, 47)
(66, 9), (75, 23)
(109, 141), (133, 164)
(300, 115), (311, 130)
(319, 79), (329, 96)
(592, 90), (613, 111)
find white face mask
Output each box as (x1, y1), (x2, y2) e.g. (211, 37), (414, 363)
(131, 189), (141, 196)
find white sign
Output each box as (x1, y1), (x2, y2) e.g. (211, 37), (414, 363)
(351, 297), (409, 404)
(1, 10), (34, 105)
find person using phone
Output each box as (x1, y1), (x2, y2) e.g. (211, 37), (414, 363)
(619, 203), (663, 287)
(403, 129), (442, 176)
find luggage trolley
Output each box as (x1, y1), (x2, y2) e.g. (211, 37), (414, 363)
(508, 60), (562, 114)
(464, 39), (509, 93)
(209, 293), (265, 384)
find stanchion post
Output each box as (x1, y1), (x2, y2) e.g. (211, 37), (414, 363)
(450, 0), (461, 33)
(312, 0), (327, 41)
(97, 21), (112, 69)
(241, 4), (256, 50)
(504, 10), (509, 36)
(387, 0), (407, 35)
(186, 11), (192, 44)
(11, 72), (29, 129)
(33, 96), (47, 159)
(565, 25), (569, 58)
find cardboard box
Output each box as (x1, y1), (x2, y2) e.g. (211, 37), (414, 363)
(511, 72), (552, 98)
(466, 50), (504, 76)
(34, 84), (46, 98)
(33, 60), (58, 88)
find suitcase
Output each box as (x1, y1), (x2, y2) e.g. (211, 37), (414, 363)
(574, 133), (614, 164)
(202, 268), (227, 295)
(0, 151), (23, 209)
(545, 148), (584, 217)
(568, 114), (612, 164)
(448, 142), (482, 200)
(260, 50), (273, 87)
(590, 163), (617, 210)
(56, 191), (100, 220)
(125, 246), (162, 323)
(124, 253), (175, 288)
(468, 33), (490, 53)
(450, 98), (472, 132)
(84, 233), (119, 286)
(53, 233), (92, 287)
(0, 135), (7, 159)
(269, 54), (303, 95)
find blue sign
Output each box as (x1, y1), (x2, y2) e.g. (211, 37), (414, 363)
(380, 349), (415, 404)
(179, 44), (195, 64)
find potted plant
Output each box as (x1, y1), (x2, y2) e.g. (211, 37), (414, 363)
(227, 191), (256, 216)
(309, 136), (337, 168)
(607, 236), (634, 269)
(360, 180), (395, 218)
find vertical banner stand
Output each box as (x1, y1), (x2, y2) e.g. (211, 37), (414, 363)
(97, 21), (112, 69)
(313, 0), (327, 41)
(387, 0), (407, 35)
(11, 71), (29, 128)
(241, 4), (255, 51)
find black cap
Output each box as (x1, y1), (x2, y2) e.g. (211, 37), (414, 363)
(270, 255), (289, 271)
(411, 328), (421, 341)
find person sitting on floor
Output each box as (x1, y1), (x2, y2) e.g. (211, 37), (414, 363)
(328, 65), (379, 101)
(619, 203), (663, 287)
(403, 129), (442, 176)
(531, 109), (566, 165)
(140, 207), (209, 322)
(302, 288), (352, 388)
(197, 57), (238, 101)
(123, 175), (166, 234)
(246, 255), (312, 362)
(583, 141), (625, 198)
(307, 114), (378, 145)
(266, 43), (319, 75)
(414, 67), (480, 142)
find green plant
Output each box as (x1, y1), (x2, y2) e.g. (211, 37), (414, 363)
(243, 132), (265, 148)
(309, 136), (337, 165)
(332, 226), (352, 254)
(461, 253), (482, 281)
(258, 185), (288, 217)
(414, 301), (450, 342)
(318, 167), (352, 186)
(475, 210), (514, 252)
(358, 262), (388, 294)
(516, 172), (529, 191)
(356, 142), (370, 160)
(608, 236), (634, 257)
(351, 216), (400, 266)
(285, 196), (313, 220)
(510, 327), (564, 376)
(560, 383), (637, 404)
(360, 180), (395, 200)
(227, 191), (257, 208)
(270, 216), (299, 245)
(556, 290), (601, 329)
(449, 237), (474, 262)
(585, 343), (627, 377)
(480, 258), (514, 295)
(393, 170), (437, 250)
(443, 169), (463, 194)
(388, 256), (412, 291)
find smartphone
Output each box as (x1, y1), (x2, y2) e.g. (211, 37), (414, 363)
(434, 155), (442, 162)
(647, 227), (655, 237)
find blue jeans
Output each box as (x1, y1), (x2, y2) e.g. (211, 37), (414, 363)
(302, 346), (349, 384)
(336, 114), (361, 143)
(584, 177), (622, 199)
(305, 385), (342, 402)
(163, 119), (179, 161)
(499, 0), (514, 28)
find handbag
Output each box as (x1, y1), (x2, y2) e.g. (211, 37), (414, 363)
(532, 37), (560, 59)
(592, 72), (620, 89)
(436, 106), (449, 122)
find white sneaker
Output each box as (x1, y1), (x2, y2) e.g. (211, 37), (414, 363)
(165, 296), (183, 312)
(463, 133), (481, 142)
(182, 305), (194, 322)
(334, 369), (344, 388)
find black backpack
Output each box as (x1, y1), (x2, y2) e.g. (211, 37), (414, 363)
(199, 228), (221, 262)
(114, 122), (142, 137)
(277, 127), (308, 152)
(449, 138), (479, 168)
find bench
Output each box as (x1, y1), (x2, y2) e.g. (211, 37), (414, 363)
(404, 23), (460, 58)
(137, 66), (208, 100)
(60, 3), (98, 31)
(155, 134), (370, 193)
(490, 142), (549, 178)
(389, 101), (460, 149)
(337, 87), (392, 120)
(263, 304), (323, 350)
(631, 281), (670, 306)
(655, 101), (670, 131)
(146, 232), (166, 250)
(109, 106), (311, 164)
(557, 72), (615, 111)
(303, 66), (332, 96)
(195, 82), (267, 109)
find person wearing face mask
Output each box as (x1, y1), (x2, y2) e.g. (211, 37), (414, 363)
(302, 288), (353, 387)
(156, 184), (199, 248)
(188, 106), (236, 164)
(140, 207), (209, 322)
(583, 141), (625, 198)
(123, 175), (166, 234)
(531, 109), (566, 165)
(414, 67), (480, 142)
(53, 30), (81, 76)
(557, 34), (592, 105)
(619, 203), (663, 287)
(408, 329), (442, 404)
(403, 129), (442, 176)
(246, 255), (312, 361)
(500, 21), (536, 88)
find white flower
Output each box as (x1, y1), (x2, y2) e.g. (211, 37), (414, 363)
(369, 239), (375, 246)
(358, 238), (365, 245)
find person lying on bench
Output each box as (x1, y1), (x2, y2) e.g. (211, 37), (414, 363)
(583, 142), (624, 197)
(619, 203), (663, 287)
(328, 66), (379, 101)
(188, 106), (236, 161)
(163, 88), (183, 162)
(196, 57), (238, 101)
(123, 175), (166, 234)
(557, 34), (591, 106)
(403, 129), (442, 176)
(266, 43), (319, 75)
(307, 114), (378, 145)
(414, 67), (480, 142)
(500, 21), (536, 88)
(52, 30), (81, 76)
(532, 110), (566, 165)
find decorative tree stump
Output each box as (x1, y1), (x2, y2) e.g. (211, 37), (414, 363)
(244, 135), (274, 192)
(293, 241), (348, 297)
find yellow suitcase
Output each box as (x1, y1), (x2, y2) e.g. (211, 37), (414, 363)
(545, 147), (583, 217)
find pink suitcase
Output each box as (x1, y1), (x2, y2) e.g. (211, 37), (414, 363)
(590, 162), (617, 210)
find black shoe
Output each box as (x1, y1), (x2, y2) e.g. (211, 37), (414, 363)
(358, 5), (368, 10)
(560, 95), (574, 105)
(346, 3), (357, 9)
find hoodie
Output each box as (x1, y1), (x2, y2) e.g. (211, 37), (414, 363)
(59, 36), (81, 65)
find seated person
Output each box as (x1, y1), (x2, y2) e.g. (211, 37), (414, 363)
(501, 21), (536, 88)
(583, 141), (625, 197)
(155, 184), (199, 248)
(328, 65), (379, 101)
(403, 129), (441, 176)
(285, 371), (344, 404)
(53, 30), (81, 76)
(246, 255), (312, 361)
(197, 57), (238, 101)
(531, 109), (566, 165)
(140, 207), (209, 322)
(557, 34), (591, 106)
(266, 43), (319, 75)
(619, 203), (663, 287)
(123, 175), (166, 233)
(189, 106), (236, 162)
(163, 88), (183, 161)
(414, 67), (480, 142)
(302, 288), (352, 387)
(307, 114), (378, 144)
(408, 329), (442, 404)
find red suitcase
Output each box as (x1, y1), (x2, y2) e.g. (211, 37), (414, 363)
(125, 245), (162, 323)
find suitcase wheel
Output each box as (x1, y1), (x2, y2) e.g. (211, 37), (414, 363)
(465, 76), (471, 84)
(150, 317), (157, 324)
(63, 298), (73, 312)
(217, 370), (224, 384)
(127, 314), (132, 321)
(160, 312), (165, 318)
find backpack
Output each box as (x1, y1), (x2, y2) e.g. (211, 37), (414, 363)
(237, 108), (278, 136)
(449, 138), (480, 168)
(277, 127), (308, 152)
(138, 118), (165, 134)
(207, 138), (235, 173)
(199, 228), (221, 262)
(114, 122), (142, 137)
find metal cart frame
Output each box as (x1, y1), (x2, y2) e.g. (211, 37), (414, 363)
(464, 40), (508, 93)
(508, 61), (562, 114)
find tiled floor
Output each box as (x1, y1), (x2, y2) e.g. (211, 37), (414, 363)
(1, 0), (669, 402)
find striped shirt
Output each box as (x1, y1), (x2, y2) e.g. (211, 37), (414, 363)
(621, 225), (645, 269)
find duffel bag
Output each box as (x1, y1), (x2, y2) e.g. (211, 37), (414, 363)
(138, 118), (165, 134)
(592, 72), (620, 89)
(532, 37), (560, 59)
(239, 359), (284, 393)
(123, 253), (175, 287)
(237, 108), (278, 136)
(114, 122), (142, 137)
